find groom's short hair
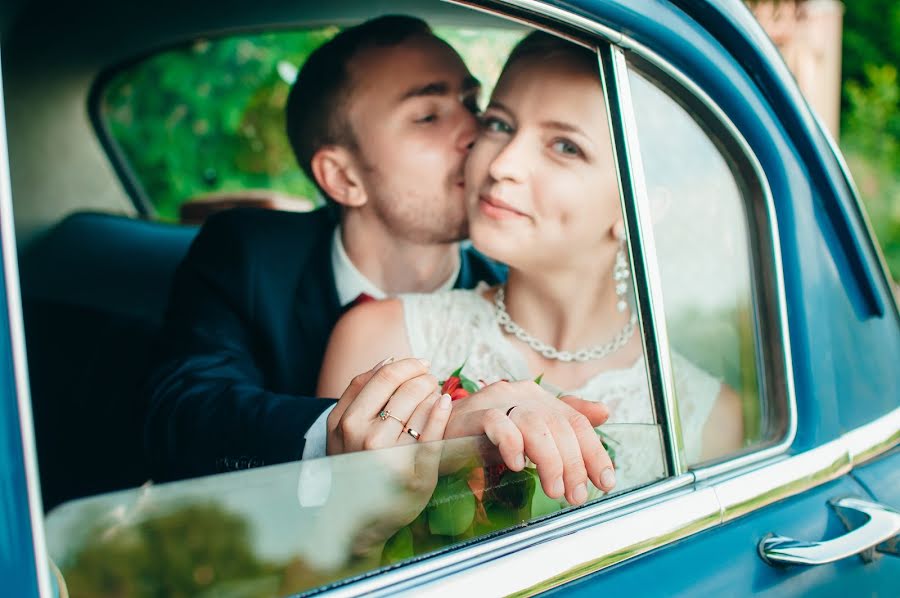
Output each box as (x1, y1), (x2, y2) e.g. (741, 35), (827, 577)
(285, 15), (432, 199)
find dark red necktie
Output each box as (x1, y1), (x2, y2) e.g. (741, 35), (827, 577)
(343, 292), (376, 313)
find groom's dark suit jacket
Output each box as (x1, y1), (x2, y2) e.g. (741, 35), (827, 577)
(143, 207), (505, 481)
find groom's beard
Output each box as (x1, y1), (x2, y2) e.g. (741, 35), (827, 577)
(364, 164), (469, 245)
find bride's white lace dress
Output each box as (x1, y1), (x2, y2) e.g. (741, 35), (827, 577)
(400, 287), (722, 494)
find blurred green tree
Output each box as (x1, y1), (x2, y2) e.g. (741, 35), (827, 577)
(839, 1), (900, 280)
(104, 29), (336, 221)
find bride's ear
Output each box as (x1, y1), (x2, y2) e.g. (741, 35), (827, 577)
(611, 219), (626, 241)
(310, 146), (368, 208)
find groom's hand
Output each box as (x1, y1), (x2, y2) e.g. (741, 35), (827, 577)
(445, 381), (615, 505)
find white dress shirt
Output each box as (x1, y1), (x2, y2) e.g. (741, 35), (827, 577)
(301, 226), (459, 459)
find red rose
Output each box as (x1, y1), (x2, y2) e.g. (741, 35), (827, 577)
(449, 388), (470, 401)
(441, 376), (461, 395)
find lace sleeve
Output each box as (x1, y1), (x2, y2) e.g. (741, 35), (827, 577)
(399, 286), (509, 382)
(671, 352), (722, 464)
(400, 291), (482, 379)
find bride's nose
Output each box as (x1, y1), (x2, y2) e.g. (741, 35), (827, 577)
(488, 133), (528, 183)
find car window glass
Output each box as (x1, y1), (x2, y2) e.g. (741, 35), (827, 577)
(99, 27), (524, 221)
(626, 62), (789, 464)
(45, 429), (663, 595)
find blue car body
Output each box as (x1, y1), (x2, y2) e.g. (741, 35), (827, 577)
(0, 0), (896, 595)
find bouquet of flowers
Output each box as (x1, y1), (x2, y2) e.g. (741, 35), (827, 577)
(381, 360), (618, 564)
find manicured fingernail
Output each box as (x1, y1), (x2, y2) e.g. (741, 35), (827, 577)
(373, 356), (394, 370)
(514, 453), (525, 470)
(574, 483), (588, 504)
(439, 393), (451, 409)
(552, 477), (565, 497)
(600, 467), (616, 490)
(418, 358), (431, 368)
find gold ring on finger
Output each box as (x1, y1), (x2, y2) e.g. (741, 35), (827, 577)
(406, 427), (421, 441)
(378, 409), (405, 426)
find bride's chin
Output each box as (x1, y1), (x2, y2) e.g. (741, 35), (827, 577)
(470, 230), (515, 265)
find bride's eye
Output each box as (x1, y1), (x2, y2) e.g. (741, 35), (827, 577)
(551, 138), (583, 157)
(481, 115), (513, 134)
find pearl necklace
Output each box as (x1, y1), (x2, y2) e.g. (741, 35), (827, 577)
(493, 286), (638, 363)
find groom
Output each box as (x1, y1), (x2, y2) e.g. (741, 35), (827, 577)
(144, 15), (614, 499)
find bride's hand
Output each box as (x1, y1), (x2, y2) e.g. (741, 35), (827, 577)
(326, 357), (452, 454)
(445, 380), (615, 506)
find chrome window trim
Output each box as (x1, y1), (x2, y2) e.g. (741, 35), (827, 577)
(809, 108), (900, 318)
(416, 487), (724, 597)
(612, 46), (796, 481)
(0, 54), (54, 598)
(601, 45), (687, 475)
(843, 407), (900, 467)
(353, 408), (895, 597)
(322, 474), (697, 598)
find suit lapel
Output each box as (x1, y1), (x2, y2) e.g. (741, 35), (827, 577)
(455, 244), (507, 289)
(293, 221), (342, 368)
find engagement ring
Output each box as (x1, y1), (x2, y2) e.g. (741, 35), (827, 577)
(378, 410), (405, 426)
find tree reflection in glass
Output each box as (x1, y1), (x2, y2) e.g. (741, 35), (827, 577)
(47, 428), (662, 596)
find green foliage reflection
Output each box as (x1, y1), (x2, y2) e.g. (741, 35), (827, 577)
(62, 502), (280, 597)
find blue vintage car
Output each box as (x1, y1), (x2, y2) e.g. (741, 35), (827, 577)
(0, 0), (897, 596)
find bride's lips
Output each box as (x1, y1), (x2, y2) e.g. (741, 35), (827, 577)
(478, 194), (528, 220)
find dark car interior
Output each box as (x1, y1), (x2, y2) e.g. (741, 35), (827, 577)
(19, 214), (197, 508)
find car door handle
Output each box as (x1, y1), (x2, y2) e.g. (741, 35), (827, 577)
(759, 497), (900, 566)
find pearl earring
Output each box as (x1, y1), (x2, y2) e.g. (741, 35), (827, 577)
(613, 233), (630, 313)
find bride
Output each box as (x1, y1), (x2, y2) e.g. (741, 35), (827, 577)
(318, 31), (743, 501)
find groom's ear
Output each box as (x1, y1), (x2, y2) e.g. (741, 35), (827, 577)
(310, 146), (368, 208)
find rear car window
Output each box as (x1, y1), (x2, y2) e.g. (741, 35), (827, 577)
(98, 27), (524, 221)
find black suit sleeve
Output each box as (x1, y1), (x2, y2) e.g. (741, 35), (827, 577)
(143, 211), (334, 481)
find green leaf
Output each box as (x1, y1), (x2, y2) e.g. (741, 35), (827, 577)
(381, 526), (414, 565)
(530, 477), (563, 518)
(449, 358), (469, 378)
(597, 430), (618, 464)
(534, 373), (544, 385)
(427, 475), (476, 537)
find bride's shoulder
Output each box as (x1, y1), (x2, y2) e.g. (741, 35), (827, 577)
(318, 298), (410, 396)
(332, 298), (406, 347)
